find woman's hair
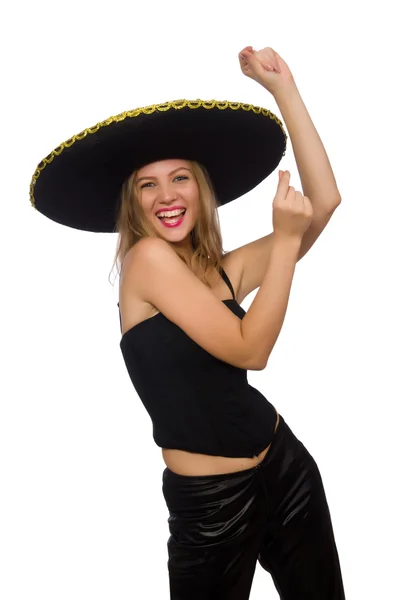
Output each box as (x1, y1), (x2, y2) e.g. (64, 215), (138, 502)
(109, 160), (227, 287)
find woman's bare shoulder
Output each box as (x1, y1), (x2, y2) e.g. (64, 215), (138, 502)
(119, 241), (161, 334)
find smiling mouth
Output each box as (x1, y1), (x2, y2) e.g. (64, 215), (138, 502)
(157, 209), (186, 221)
(157, 210), (187, 227)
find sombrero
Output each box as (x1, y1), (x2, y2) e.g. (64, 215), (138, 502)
(29, 98), (287, 233)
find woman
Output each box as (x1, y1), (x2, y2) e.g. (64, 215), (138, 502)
(31, 47), (344, 599)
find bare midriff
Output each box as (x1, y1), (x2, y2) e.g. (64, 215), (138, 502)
(162, 411), (280, 476)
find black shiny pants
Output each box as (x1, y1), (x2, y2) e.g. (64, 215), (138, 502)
(162, 415), (345, 599)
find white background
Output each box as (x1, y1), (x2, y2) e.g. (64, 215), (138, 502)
(1, 1), (396, 598)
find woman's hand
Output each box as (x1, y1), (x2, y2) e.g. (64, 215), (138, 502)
(273, 170), (313, 239)
(238, 46), (295, 97)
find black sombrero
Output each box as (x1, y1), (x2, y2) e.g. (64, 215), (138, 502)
(29, 99), (287, 233)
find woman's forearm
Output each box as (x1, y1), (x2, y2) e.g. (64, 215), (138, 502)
(274, 83), (341, 212)
(241, 234), (302, 370)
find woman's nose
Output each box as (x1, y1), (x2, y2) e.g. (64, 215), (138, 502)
(158, 185), (177, 201)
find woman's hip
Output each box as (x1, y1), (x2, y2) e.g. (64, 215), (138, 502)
(162, 415), (320, 520)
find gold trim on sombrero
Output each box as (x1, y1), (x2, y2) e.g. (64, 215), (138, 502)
(29, 98), (287, 210)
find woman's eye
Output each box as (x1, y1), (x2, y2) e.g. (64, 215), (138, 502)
(141, 175), (188, 189)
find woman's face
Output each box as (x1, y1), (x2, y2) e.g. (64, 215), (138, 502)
(135, 158), (200, 242)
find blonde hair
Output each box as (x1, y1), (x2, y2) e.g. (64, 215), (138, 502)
(109, 160), (227, 287)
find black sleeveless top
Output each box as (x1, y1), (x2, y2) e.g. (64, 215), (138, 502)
(118, 267), (277, 458)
